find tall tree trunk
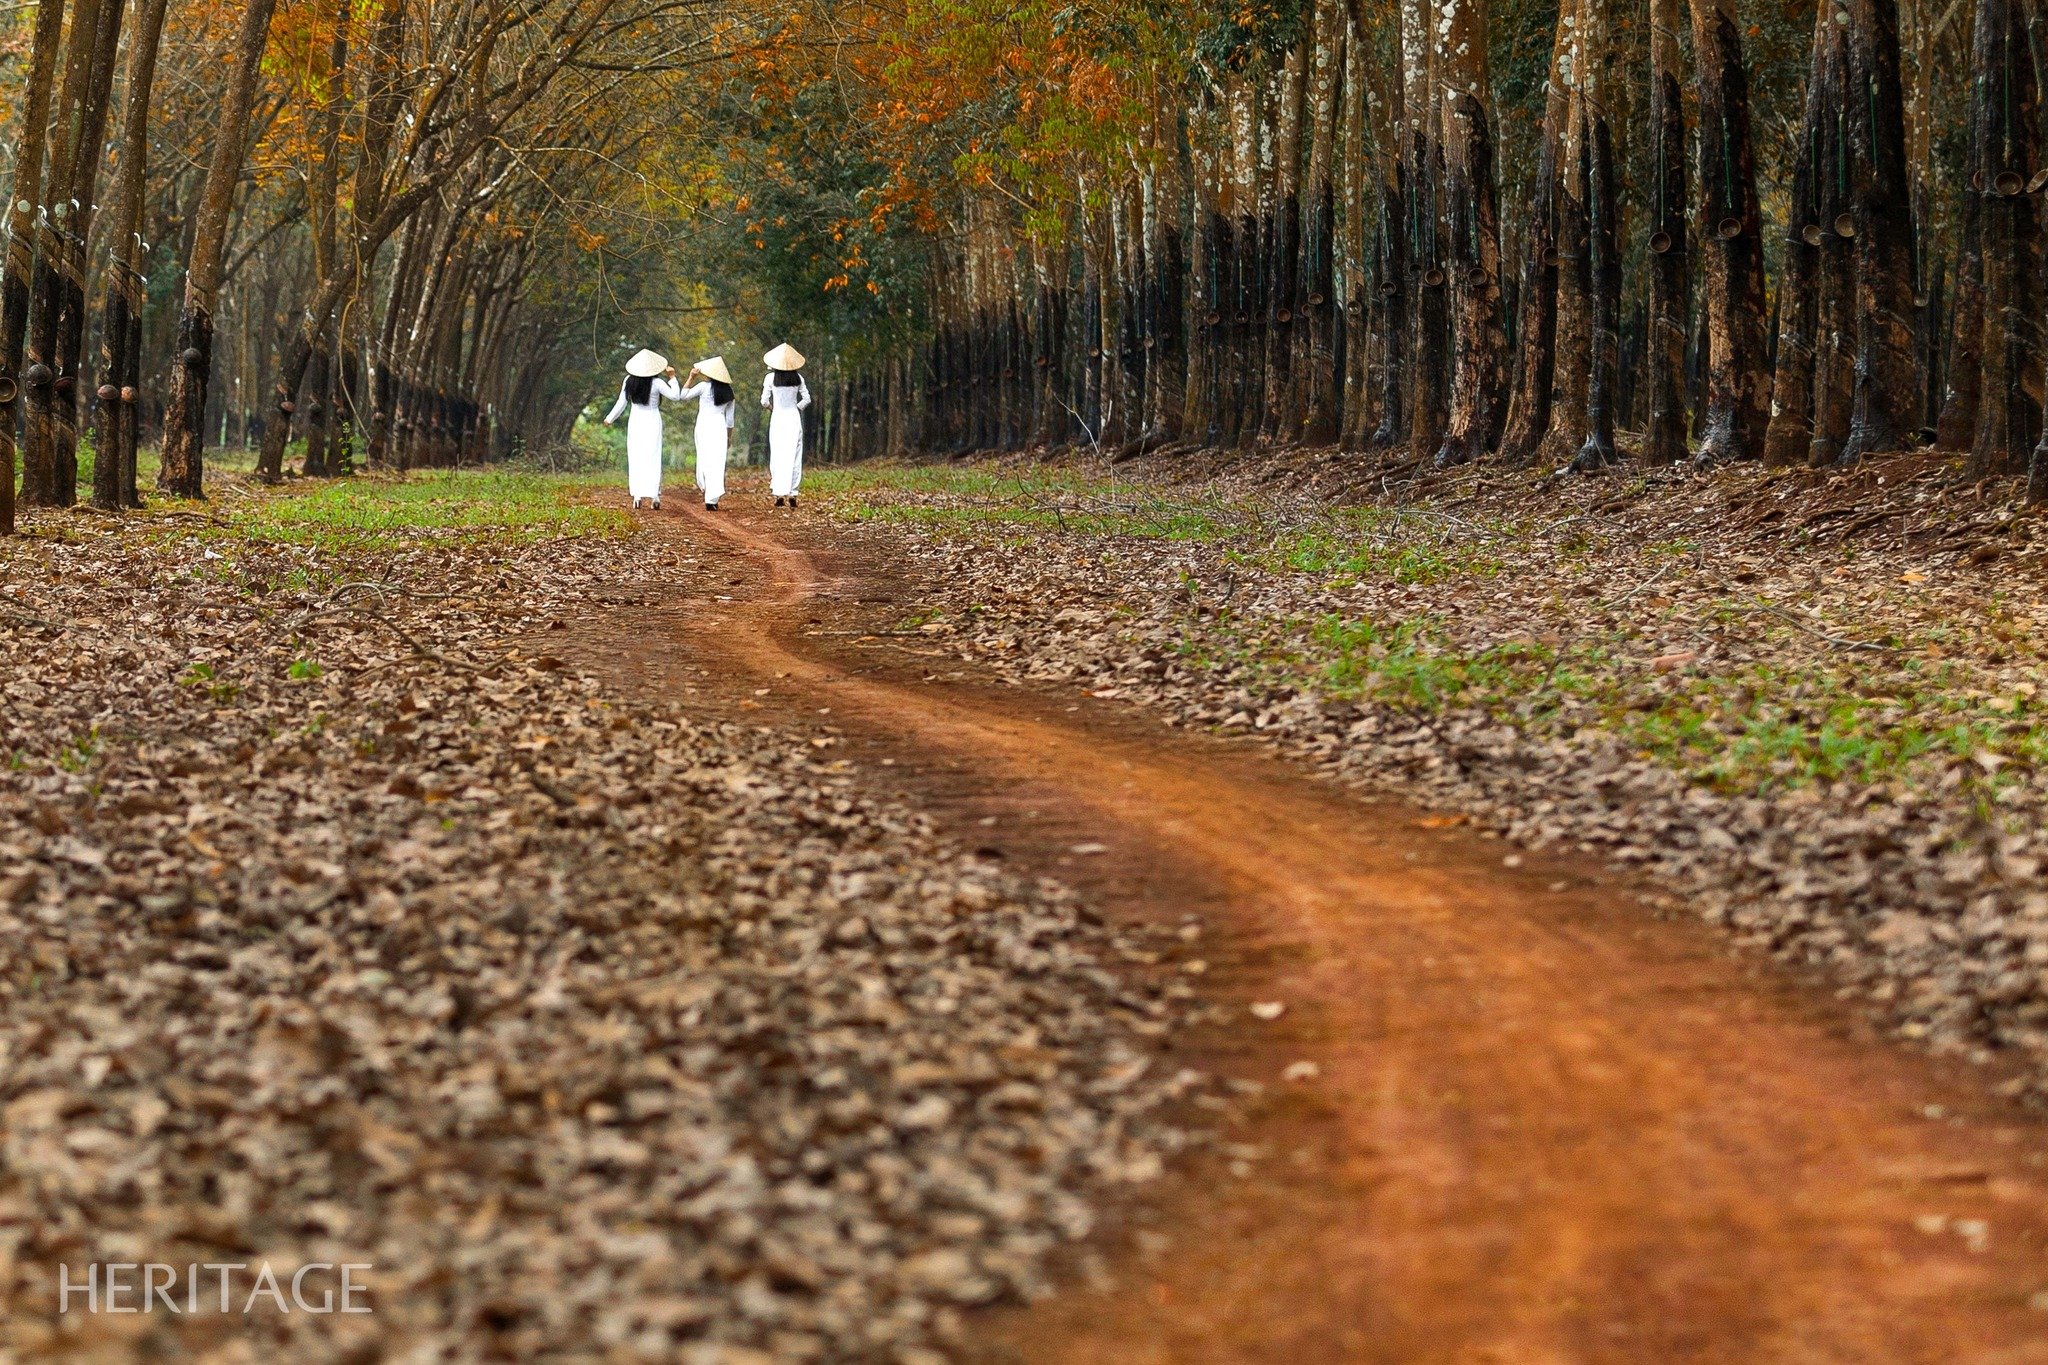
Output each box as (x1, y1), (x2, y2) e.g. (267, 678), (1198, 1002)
(1337, 26), (1372, 448)
(1687, 0), (1770, 463)
(0, 0), (69, 533)
(1262, 44), (1306, 444)
(1808, 25), (1855, 467)
(1434, 0), (1507, 466)
(1541, 0), (1593, 466)
(1840, 0), (1919, 462)
(1298, 0), (1345, 446)
(1763, 6), (1829, 469)
(20, 0), (105, 507)
(1368, 31), (1410, 450)
(1968, 0), (2044, 476)
(48, 0), (126, 506)
(1497, 17), (1568, 465)
(1403, 0), (1448, 460)
(1643, 0), (1690, 464)
(158, 0), (279, 498)
(93, 0), (172, 510)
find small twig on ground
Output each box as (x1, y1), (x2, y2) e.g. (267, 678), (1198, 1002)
(1598, 561), (1678, 612)
(0, 609), (67, 633)
(1745, 601), (1900, 652)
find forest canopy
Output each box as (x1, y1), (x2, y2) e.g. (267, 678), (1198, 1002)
(0, 0), (2021, 524)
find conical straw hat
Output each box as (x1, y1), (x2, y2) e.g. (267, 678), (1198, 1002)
(763, 343), (806, 371)
(694, 356), (732, 383)
(625, 348), (668, 378)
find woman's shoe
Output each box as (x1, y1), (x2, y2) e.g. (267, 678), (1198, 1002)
(788, 496), (798, 509)
(652, 498), (662, 510)
(706, 501), (717, 511)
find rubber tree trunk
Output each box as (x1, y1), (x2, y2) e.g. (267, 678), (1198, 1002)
(1541, 0), (1594, 467)
(1337, 27), (1372, 448)
(1297, 0), (1345, 447)
(159, 0), (279, 498)
(1643, 0), (1690, 465)
(1687, 0), (1771, 463)
(1433, 0), (1507, 467)
(1262, 44), (1306, 444)
(1366, 32), (1409, 451)
(1496, 16), (1568, 466)
(93, 0), (171, 510)
(48, 0), (125, 506)
(1807, 22), (1855, 467)
(1402, 0), (1447, 460)
(1224, 76), (1259, 448)
(1967, 0), (2044, 477)
(20, 0), (104, 507)
(1763, 5), (1829, 469)
(1840, 0), (1920, 463)
(0, 0), (69, 533)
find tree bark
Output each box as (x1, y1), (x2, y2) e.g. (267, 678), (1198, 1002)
(0, 0), (69, 533)
(1434, 0), (1507, 467)
(1966, 0), (2044, 476)
(1496, 15), (1568, 466)
(1687, 0), (1771, 463)
(1643, 0), (1690, 464)
(1840, 0), (1920, 463)
(93, 0), (172, 510)
(20, 0), (104, 507)
(158, 0), (280, 499)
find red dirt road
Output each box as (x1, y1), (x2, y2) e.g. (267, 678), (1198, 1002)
(585, 499), (2048, 1363)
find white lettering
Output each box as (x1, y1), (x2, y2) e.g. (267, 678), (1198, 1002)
(340, 1264), (373, 1313)
(242, 1263), (289, 1313)
(145, 1263), (181, 1313)
(203, 1263), (245, 1313)
(57, 1263), (96, 1314)
(103, 1264), (136, 1312)
(290, 1263), (334, 1312)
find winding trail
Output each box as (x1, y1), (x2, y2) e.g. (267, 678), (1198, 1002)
(580, 497), (2048, 1363)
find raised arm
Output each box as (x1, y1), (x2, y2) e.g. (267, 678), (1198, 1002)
(678, 380), (710, 401)
(654, 375), (684, 401)
(603, 383), (628, 425)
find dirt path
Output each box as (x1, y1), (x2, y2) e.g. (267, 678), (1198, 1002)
(589, 499), (2048, 1363)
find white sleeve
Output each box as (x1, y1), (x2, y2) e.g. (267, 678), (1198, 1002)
(761, 375), (774, 407)
(679, 381), (709, 401)
(654, 376), (683, 401)
(723, 403), (736, 429)
(796, 377), (812, 410)
(604, 384), (628, 423)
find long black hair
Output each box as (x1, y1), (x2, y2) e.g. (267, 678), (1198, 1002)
(772, 369), (803, 387)
(709, 378), (734, 405)
(624, 373), (655, 405)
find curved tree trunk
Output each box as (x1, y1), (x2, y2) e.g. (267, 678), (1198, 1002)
(159, 0), (280, 499)
(93, 0), (173, 510)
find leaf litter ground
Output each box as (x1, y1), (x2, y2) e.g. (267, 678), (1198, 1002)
(807, 447), (2048, 1102)
(0, 472), (1208, 1361)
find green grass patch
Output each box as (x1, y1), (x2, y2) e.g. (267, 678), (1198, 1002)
(221, 470), (629, 550)
(1204, 606), (2047, 795)
(1236, 512), (1507, 584)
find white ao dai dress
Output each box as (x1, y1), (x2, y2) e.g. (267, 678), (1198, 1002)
(762, 374), (812, 497)
(605, 375), (682, 501)
(679, 381), (736, 505)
